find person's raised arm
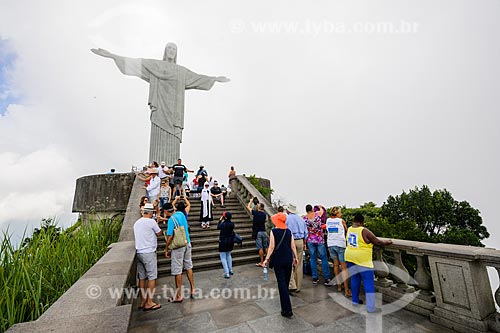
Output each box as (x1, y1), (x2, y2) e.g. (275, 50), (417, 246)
(184, 196), (191, 214)
(247, 198), (253, 212)
(217, 215), (224, 230)
(317, 206), (324, 217)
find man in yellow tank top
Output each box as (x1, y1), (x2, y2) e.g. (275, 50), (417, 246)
(345, 213), (392, 313)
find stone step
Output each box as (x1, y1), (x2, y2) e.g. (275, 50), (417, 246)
(156, 242), (254, 254)
(157, 246), (257, 265)
(188, 228), (253, 239)
(157, 216), (251, 228)
(156, 196), (256, 277)
(158, 254), (258, 276)
(157, 232), (254, 247)
(183, 208), (250, 220)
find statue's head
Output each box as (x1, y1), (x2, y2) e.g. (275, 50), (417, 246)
(163, 43), (177, 63)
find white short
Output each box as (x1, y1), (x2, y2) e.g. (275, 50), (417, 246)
(136, 252), (158, 280)
(170, 243), (193, 275)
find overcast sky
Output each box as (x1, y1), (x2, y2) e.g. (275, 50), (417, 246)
(0, 0), (499, 250)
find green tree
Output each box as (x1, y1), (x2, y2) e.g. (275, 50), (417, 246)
(248, 174), (274, 198)
(381, 185), (489, 246)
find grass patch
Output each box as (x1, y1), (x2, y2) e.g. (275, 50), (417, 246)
(0, 216), (122, 332)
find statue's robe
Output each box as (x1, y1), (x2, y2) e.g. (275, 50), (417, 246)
(113, 57), (216, 164)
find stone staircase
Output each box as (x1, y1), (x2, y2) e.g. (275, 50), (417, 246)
(156, 196), (258, 276)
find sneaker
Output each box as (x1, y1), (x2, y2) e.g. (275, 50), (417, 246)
(352, 299), (364, 306)
(312, 278), (319, 284)
(367, 308), (382, 314)
(224, 274), (230, 279)
(229, 271), (234, 275)
(323, 279), (332, 286)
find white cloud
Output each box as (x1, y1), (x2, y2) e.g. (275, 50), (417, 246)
(0, 0), (499, 249)
(0, 145), (77, 242)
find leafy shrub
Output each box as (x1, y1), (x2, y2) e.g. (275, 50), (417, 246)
(0, 216), (122, 331)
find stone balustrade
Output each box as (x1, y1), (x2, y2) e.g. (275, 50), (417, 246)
(230, 175), (277, 232)
(372, 239), (500, 333)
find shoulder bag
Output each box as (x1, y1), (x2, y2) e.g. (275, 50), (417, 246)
(166, 215), (188, 250)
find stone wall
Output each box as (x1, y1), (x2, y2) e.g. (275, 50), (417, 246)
(72, 173), (136, 222)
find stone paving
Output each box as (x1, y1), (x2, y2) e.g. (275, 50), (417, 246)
(128, 263), (453, 333)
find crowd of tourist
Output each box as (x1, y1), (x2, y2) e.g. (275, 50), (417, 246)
(131, 159), (392, 317)
(259, 203), (392, 317)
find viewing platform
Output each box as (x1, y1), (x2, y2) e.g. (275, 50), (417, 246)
(7, 173), (500, 332)
(128, 262), (452, 332)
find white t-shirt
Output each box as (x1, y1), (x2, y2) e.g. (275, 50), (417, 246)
(134, 217), (161, 254)
(326, 217), (346, 248)
(158, 166), (168, 179)
(146, 175), (161, 198)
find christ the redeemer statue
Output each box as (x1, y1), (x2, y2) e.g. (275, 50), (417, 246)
(91, 43), (229, 165)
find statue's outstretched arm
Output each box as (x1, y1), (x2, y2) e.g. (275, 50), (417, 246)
(91, 48), (116, 59)
(214, 76), (230, 83)
(91, 48), (149, 81)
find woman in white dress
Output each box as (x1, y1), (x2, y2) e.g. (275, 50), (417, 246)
(199, 182), (213, 229)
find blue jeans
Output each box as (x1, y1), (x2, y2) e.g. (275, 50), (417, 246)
(219, 251), (233, 275)
(347, 262), (376, 312)
(307, 242), (331, 280)
(159, 197), (169, 209)
(328, 246), (346, 262)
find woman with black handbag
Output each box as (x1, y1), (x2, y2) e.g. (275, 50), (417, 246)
(263, 212), (298, 318)
(217, 211), (235, 278)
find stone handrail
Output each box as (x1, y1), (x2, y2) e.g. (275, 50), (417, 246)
(372, 238), (500, 333)
(230, 175), (277, 232)
(7, 175), (145, 332)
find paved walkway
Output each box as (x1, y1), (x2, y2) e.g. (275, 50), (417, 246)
(128, 263), (452, 332)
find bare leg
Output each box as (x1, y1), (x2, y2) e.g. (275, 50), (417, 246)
(341, 262), (351, 296)
(186, 269), (196, 294)
(139, 279), (147, 307)
(174, 274), (183, 300)
(333, 260), (341, 291)
(145, 279), (156, 307)
(259, 249), (265, 265)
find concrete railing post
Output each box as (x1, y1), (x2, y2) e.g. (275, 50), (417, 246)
(413, 255), (434, 298)
(386, 248), (415, 293)
(374, 247), (392, 288)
